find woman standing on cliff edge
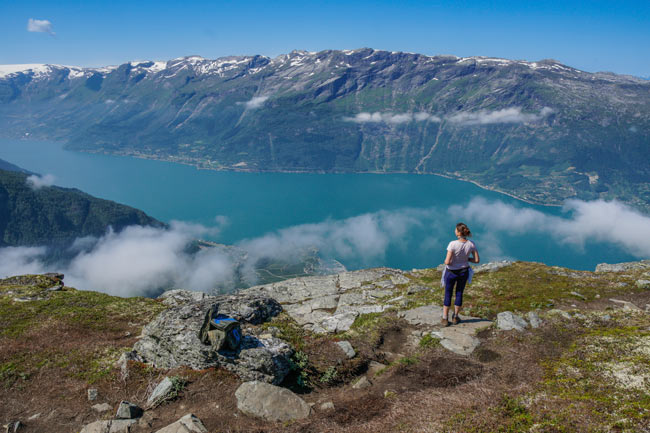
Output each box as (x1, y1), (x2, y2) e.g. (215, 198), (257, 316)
(441, 222), (479, 327)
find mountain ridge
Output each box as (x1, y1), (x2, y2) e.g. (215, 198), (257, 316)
(1, 48), (648, 212)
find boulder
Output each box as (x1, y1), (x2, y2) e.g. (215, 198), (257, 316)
(235, 381), (311, 422)
(496, 312), (528, 332)
(154, 414), (208, 433)
(133, 294), (291, 384)
(87, 388), (98, 401)
(158, 289), (212, 307)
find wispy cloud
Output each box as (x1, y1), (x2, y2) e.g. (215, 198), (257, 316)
(27, 18), (55, 36)
(240, 96), (269, 109)
(344, 112), (441, 124)
(26, 174), (56, 190)
(1, 198), (648, 297)
(447, 107), (553, 125)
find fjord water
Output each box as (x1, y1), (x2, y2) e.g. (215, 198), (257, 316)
(0, 139), (639, 271)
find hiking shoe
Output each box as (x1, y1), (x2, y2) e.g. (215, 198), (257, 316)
(452, 315), (461, 325)
(441, 318), (449, 327)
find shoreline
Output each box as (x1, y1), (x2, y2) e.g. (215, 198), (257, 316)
(78, 147), (562, 209)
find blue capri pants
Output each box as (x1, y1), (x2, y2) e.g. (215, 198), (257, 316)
(443, 267), (469, 307)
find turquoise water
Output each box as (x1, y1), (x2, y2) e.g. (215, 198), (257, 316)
(0, 139), (639, 271)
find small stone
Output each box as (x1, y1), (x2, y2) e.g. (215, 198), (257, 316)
(3, 421), (22, 433)
(601, 314), (611, 321)
(609, 298), (642, 311)
(147, 377), (174, 406)
(80, 420), (136, 433)
(570, 291), (586, 300)
(335, 341), (356, 359)
(352, 376), (372, 389)
(319, 402), (335, 411)
(595, 294), (601, 299)
(87, 388), (98, 401)
(154, 414), (208, 433)
(496, 311), (528, 332)
(27, 414), (40, 421)
(367, 361), (387, 376)
(548, 309), (572, 320)
(116, 401), (143, 419)
(635, 280), (650, 289)
(92, 403), (112, 413)
(527, 311), (542, 329)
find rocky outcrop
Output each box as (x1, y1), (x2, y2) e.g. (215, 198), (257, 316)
(133, 292), (291, 384)
(595, 260), (650, 273)
(242, 268), (411, 333)
(235, 381), (311, 422)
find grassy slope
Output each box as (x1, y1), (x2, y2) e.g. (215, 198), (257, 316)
(1, 262), (649, 432)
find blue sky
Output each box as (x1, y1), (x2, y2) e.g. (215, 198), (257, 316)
(1, 0), (649, 76)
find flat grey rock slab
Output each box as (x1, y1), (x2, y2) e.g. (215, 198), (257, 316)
(496, 311), (528, 331)
(636, 279), (650, 289)
(147, 377), (174, 406)
(609, 298), (642, 311)
(398, 305), (444, 327)
(235, 381), (311, 422)
(80, 420), (136, 433)
(431, 318), (493, 355)
(154, 414), (208, 433)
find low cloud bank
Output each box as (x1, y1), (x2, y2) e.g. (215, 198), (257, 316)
(27, 18), (55, 36)
(0, 199), (647, 297)
(345, 107), (552, 126)
(345, 112), (441, 124)
(450, 197), (650, 257)
(26, 174), (56, 189)
(447, 107), (553, 125)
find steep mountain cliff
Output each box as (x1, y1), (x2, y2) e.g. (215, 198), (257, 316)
(1, 49), (649, 210)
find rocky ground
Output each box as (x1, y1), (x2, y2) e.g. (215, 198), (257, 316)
(1, 261), (649, 432)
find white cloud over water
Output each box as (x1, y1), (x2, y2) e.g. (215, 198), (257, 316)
(0, 199), (648, 298)
(26, 174), (56, 189)
(450, 197), (650, 257)
(27, 18), (55, 36)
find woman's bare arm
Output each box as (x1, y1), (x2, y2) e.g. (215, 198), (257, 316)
(470, 249), (480, 264)
(444, 250), (453, 266)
